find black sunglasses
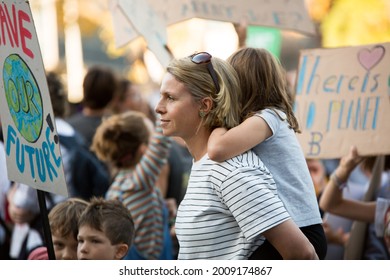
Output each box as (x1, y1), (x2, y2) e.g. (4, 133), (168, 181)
(190, 52), (220, 93)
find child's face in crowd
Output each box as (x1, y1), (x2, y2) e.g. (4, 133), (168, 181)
(52, 233), (78, 260)
(77, 225), (127, 260)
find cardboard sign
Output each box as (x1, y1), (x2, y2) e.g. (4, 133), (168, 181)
(117, 0), (173, 68)
(154, 0), (316, 35)
(110, 0), (316, 65)
(0, 0), (68, 197)
(294, 42), (390, 159)
(109, 0), (139, 48)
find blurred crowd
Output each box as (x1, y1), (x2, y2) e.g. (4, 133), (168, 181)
(0, 48), (389, 260)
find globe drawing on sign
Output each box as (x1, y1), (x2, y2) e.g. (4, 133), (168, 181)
(3, 54), (43, 143)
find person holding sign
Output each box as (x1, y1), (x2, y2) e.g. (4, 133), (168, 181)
(319, 146), (390, 259)
(155, 52), (318, 259)
(207, 47), (326, 259)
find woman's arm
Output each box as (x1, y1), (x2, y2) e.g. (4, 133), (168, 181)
(319, 146), (376, 223)
(263, 219), (318, 259)
(208, 115), (272, 162)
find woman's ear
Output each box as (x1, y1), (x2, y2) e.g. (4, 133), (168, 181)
(200, 97), (213, 114)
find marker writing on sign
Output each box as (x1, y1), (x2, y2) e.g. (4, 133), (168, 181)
(46, 114), (59, 144)
(0, 2), (34, 59)
(6, 125), (61, 182)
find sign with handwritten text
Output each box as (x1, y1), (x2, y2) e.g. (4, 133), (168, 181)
(111, 0), (315, 56)
(155, 0), (315, 35)
(294, 43), (390, 159)
(109, 0), (138, 48)
(117, 0), (173, 68)
(0, 0), (68, 197)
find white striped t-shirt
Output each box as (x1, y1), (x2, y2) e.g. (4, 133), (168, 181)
(176, 150), (291, 260)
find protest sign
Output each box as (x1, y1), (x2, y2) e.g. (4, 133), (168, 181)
(154, 0), (315, 35)
(0, 0), (68, 197)
(109, 0), (140, 48)
(110, 0), (315, 67)
(294, 42), (390, 159)
(117, 0), (173, 68)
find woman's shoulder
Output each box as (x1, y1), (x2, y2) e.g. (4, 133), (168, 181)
(208, 149), (269, 173)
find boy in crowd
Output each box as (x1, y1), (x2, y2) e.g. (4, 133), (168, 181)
(77, 197), (134, 260)
(28, 198), (89, 260)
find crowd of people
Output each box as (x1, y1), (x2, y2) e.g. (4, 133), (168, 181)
(0, 47), (389, 260)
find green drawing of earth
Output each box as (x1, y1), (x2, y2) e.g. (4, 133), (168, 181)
(3, 54), (43, 143)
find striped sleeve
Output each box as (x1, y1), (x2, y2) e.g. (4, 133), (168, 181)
(131, 122), (171, 192)
(212, 154), (290, 241)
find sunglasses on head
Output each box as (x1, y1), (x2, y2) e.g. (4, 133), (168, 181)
(190, 52), (220, 93)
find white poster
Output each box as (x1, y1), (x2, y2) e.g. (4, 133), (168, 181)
(0, 0), (68, 197)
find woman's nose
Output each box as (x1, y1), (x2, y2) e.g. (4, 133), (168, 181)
(155, 100), (164, 114)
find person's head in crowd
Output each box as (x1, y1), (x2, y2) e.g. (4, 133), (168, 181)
(91, 111), (152, 169)
(46, 71), (67, 118)
(156, 52), (241, 142)
(77, 197), (134, 260)
(27, 197), (89, 260)
(227, 47), (300, 132)
(49, 197), (89, 260)
(359, 155), (390, 174)
(113, 78), (156, 122)
(82, 65), (118, 110)
(306, 159), (327, 197)
(113, 79), (141, 113)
